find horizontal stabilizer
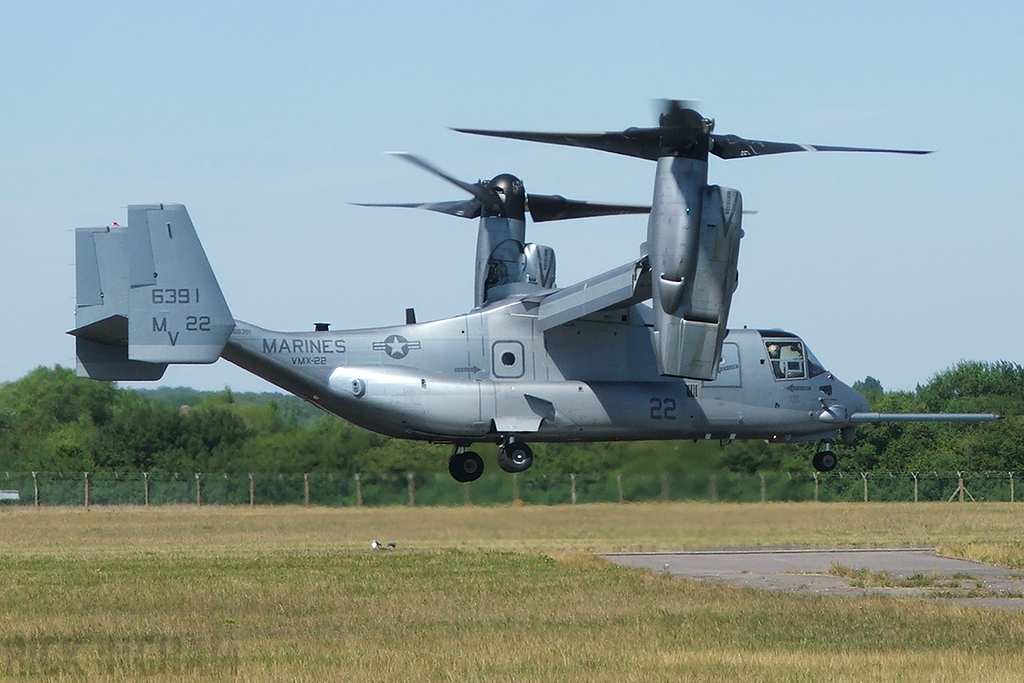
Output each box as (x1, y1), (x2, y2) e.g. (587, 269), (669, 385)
(70, 314), (128, 346)
(75, 337), (167, 381)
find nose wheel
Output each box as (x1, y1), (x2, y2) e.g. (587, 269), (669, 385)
(812, 441), (838, 472)
(449, 448), (484, 482)
(498, 437), (533, 474)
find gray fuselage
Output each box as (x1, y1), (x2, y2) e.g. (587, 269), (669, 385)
(221, 297), (868, 447)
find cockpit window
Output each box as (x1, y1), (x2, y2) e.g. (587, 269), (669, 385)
(805, 346), (827, 378)
(764, 339), (828, 380)
(764, 339), (807, 380)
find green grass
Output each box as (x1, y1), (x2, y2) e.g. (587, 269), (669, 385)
(2, 503), (1024, 681)
(828, 564), (978, 590)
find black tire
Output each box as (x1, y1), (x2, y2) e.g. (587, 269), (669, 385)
(813, 451), (837, 473)
(508, 442), (533, 470)
(497, 449), (513, 473)
(819, 451), (837, 472)
(449, 451), (484, 483)
(498, 441), (533, 473)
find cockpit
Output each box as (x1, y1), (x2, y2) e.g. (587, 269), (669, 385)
(761, 331), (827, 380)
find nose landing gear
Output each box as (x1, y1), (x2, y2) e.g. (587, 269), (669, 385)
(812, 441), (838, 473)
(498, 437), (533, 474)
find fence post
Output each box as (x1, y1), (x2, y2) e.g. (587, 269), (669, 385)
(248, 473), (254, 507)
(32, 471), (38, 507)
(861, 472), (869, 502)
(304, 473), (310, 507)
(709, 472), (718, 503)
(912, 472), (918, 503)
(355, 473), (362, 507)
(948, 470), (976, 503)
(406, 473), (415, 507)
(512, 473), (520, 504)
(760, 472), (767, 503)
(571, 473), (577, 505)
(660, 472), (670, 502)
(195, 473), (202, 507)
(144, 472), (150, 506)
(84, 472), (90, 509)
(617, 473), (624, 504)
(1011, 472), (1015, 503)
(813, 472), (819, 503)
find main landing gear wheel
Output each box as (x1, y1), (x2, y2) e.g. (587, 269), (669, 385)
(449, 450), (484, 482)
(498, 439), (533, 473)
(812, 443), (838, 473)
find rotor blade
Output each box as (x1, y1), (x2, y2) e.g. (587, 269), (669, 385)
(388, 152), (502, 211)
(527, 194), (651, 223)
(352, 199), (482, 219)
(710, 134), (933, 159)
(453, 127), (665, 161)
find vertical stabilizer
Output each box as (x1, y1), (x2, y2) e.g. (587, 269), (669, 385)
(69, 204), (233, 379)
(71, 225), (167, 380)
(125, 204), (234, 363)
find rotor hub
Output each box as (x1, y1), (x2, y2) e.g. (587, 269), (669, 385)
(484, 173), (526, 220)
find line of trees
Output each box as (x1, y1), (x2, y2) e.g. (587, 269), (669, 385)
(0, 362), (1021, 476)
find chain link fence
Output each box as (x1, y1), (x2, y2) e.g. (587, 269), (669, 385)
(0, 470), (1019, 507)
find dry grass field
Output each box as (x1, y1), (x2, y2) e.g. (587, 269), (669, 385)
(2, 502), (1024, 681)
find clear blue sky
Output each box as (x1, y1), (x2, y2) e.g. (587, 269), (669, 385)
(2, 1), (1022, 393)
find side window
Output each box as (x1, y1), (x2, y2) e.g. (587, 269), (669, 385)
(764, 340), (806, 380)
(492, 340), (525, 379)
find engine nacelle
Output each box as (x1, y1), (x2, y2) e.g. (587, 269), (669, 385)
(476, 216), (526, 306)
(649, 156), (743, 380)
(523, 243), (556, 289)
(475, 214), (558, 305)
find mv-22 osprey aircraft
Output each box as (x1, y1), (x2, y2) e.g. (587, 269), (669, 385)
(69, 102), (998, 481)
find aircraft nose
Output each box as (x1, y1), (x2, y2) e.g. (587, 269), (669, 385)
(837, 385), (870, 416)
(818, 380), (870, 424)
(848, 384), (871, 413)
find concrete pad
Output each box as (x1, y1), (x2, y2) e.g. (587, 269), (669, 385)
(606, 548), (1024, 610)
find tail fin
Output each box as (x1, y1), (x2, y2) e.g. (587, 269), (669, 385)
(69, 204), (234, 380)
